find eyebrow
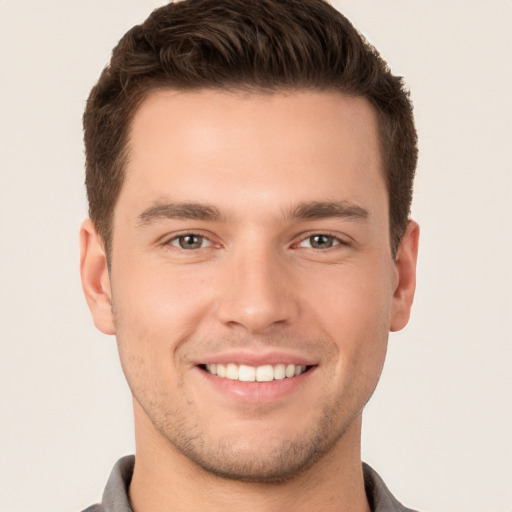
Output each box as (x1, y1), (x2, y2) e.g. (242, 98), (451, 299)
(136, 199), (368, 227)
(137, 202), (222, 226)
(288, 201), (369, 221)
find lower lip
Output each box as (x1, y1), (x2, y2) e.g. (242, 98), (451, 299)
(197, 367), (316, 403)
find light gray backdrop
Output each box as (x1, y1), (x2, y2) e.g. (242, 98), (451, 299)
(0, 1), (511, 511)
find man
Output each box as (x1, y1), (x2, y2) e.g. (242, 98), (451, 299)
(80, 0), (419, 510)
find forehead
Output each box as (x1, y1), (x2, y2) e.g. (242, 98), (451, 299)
(119, 89), (385, 221)
(128, 89), (380, 163)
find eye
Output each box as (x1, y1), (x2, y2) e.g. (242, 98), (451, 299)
(298, 234), (341, 250)
(168, 234), (209, 250)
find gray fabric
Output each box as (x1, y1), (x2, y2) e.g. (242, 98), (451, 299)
(81, 456), (134, 512)
(82, 456), (418, 512)
(362, 462), (419, 512)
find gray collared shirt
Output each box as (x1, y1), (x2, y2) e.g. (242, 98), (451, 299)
(82, 455), (419, 512)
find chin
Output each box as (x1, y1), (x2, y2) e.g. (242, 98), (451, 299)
(179, 438), (330, 483)
(164, 408), (353, 483)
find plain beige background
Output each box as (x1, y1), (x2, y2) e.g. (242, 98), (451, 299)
(1, 1), (511, 511)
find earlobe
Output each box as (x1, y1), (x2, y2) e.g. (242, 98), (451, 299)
(390, 220), (420, 332)
(80, 219), (116, 335)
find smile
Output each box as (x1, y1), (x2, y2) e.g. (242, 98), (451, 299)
(204, 363), (309, 382)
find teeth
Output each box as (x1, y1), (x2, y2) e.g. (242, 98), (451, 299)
(226, 363), (238, 380)
(205, 363), (308, 381)
(285, 364), (296, 378)
(256, 365), (274, 382)
(274, 364), (286, 380)
(238, 365), (256, 382)
(217, 363), (226, 378)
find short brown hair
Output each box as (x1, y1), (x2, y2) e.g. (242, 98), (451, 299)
(84, 0), (417, 258)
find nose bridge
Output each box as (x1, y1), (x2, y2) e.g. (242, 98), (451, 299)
(215, 236), (299, 333)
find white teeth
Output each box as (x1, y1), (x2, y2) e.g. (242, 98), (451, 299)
(226, 363), (238, 380)
(274, 364), (286, 380)
(205, 363), (308, 381)
(285, 364), (296, 378)
(294, 365), (305, 376)
(217, 363), (226, 378)
(238, 365), (256, 382)
(256, 365), (274, 382)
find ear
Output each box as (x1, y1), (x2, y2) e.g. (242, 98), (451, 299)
(390, 220), (420, 332)
(80, 219), (115, 335)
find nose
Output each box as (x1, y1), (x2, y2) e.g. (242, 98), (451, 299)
(215, 244), (300, 334)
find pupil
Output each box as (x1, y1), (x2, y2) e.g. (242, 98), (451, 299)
(180, 235), (202, 249)
(311, 235), (332, 248)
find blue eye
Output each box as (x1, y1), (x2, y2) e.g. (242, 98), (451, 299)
(299, 234), (341, 249)
(170, 234), (206, 250)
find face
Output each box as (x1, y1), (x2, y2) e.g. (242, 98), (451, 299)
(82, 90), (418, 482)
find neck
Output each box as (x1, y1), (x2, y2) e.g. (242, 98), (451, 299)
(129, 406), (371, 512)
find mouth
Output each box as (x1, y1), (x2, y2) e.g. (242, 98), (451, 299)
(199, 363), (313, 382)
(194, 351), (318, 402)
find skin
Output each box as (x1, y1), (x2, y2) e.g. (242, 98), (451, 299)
(81, 90), (418, 512)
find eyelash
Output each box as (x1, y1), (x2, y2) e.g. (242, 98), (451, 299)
(164, 231), (348, 252)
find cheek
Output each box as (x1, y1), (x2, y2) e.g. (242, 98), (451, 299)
(305, 260), (393, 377)
(308, 258), (394, 329)
(112, 257), (214, 340)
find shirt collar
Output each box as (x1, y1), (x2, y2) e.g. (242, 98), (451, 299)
(97, 456), (417, 512)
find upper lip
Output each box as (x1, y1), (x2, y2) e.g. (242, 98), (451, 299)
(195, 350), (318, 367)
